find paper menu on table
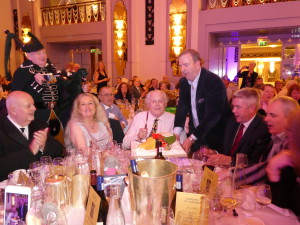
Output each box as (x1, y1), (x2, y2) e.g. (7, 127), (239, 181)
(199, 167), (219, 195)
(84, 187), (101, 225)
(175, 192), (210, 225)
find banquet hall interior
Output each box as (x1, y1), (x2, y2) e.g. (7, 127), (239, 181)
(0, 0), (300, 86)
(0, 0), (300, 225)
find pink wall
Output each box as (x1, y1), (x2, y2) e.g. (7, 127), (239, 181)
(198, 1), (300, 75)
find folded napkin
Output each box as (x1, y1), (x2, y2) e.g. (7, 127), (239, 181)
(267, 204), (291, 217)
(241, 188), (256, 211)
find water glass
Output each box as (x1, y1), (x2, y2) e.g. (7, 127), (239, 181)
(29, 161), (43, 186)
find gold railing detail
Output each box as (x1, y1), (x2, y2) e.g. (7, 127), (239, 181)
(41, 0), (106, 26)
(207, 0), (299, 9)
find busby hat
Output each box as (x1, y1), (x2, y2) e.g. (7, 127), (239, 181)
(22, 32), (44, 53)
(4, 30), (44, 81)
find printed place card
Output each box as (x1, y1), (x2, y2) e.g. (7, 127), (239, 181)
(84, 186), (101, 225)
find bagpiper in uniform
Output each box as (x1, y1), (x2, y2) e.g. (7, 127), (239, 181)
(8, 32), (65, 144)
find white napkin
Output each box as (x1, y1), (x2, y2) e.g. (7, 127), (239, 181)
(267, 204), (291, 217)
(241, 188), (256, 211)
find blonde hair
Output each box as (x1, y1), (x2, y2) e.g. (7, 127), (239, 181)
(65, 93), (112, 145)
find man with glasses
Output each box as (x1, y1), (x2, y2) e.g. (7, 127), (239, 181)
(98, 87), (128, 129)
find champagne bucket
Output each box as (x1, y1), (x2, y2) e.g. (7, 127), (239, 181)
(128, 159), (177, 225)
(44, 175), (70, 210)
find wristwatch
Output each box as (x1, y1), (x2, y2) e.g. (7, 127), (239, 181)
(188, 136), (194, 142)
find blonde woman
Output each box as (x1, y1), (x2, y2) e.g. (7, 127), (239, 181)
(65, 93), (112, 153)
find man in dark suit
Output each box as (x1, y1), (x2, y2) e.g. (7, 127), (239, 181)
(0, 91), (63, 181)
(236, 62), (258, 88)
(17, 198), (28, 221)
(130, 77), (143, 99)
(174, 49), (231, 154)
(208, 88), (271, 165)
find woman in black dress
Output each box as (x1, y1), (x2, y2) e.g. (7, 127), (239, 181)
(93, 61), (110, 93)
(115, 82), (132, 103)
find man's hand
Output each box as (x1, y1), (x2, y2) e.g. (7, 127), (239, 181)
(137, 128), (148, 140)
(29, 128), (48, 155)
(121, 123), (125, 130)
(207, 154), (232, 167)
(182, 137), (193, 153)
(266, 150), (293, 182)
(34, 73), (46, 85)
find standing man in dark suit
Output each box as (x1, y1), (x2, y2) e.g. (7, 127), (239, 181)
(236, 61), (258, 88)
(0, 91), (63, 181)
(17, 198), (28, 222)
(208, 88), (271, 165)
(174, 49), (231, 154)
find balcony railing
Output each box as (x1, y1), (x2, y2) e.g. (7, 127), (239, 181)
(207, 0), (299, 10)
(41, 0), (106, 26)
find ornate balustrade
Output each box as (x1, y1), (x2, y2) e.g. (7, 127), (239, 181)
(41, 0), (106, 26)
(207, 0), (299, 9)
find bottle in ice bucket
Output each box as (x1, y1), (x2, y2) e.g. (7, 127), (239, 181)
(171, 173), (183, 213)
(106, 184), (125, 225)
(96, 176), (109, 225)
(154, 138), (165, 160)
(130, 159), (140, 176)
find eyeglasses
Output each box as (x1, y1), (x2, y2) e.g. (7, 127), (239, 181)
(100, 94), (114, 97)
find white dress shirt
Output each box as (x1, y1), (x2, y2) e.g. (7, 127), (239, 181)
(123, 111), (175, 149)
(7, 115), (29, 139)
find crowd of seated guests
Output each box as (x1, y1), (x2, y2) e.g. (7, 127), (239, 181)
(2, 59), (300, 222)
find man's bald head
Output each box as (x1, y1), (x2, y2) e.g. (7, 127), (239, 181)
(6, 91), (36, 127)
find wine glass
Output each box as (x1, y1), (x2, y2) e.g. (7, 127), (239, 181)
(192, 145), (209, 162)
(256, 184), (272, 209)
(219, 182), (237, 224)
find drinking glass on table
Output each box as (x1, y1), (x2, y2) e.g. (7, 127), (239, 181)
(52, 157), (66, 176)
(256, 184), (272, 208)
(220, 182), (237, 224)
(192, 145), (210, 162)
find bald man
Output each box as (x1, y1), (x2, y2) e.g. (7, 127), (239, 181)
(0, 91), (63, 181)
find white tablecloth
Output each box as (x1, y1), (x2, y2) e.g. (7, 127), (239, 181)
(214, 205), (300, 225)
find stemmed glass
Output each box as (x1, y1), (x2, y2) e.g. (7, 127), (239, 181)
(219, 182), (237, 224)
(256, 184), (272, 209)
(192, 145), (210, 162)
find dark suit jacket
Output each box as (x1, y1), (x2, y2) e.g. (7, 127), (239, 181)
(17, 203), (28, 221)
(221, 114), (271, 164)
(237, 70), (258, 88)
(0, 117), (63, 181)
(109, 118), (125, 143)
(130, 86), (143, 99)
(268, 167), (300, 220)
(174, 67), (231, 151)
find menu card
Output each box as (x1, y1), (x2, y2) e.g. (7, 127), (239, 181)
(175, 192), (210, 225)
(84, 187), (101, 225)
(199, 166), (219, 195)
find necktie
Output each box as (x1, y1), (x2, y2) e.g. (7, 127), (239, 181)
(230, 124), (244, 156)
(149, 118), (159, 137)
(20, 127), (27, 139)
